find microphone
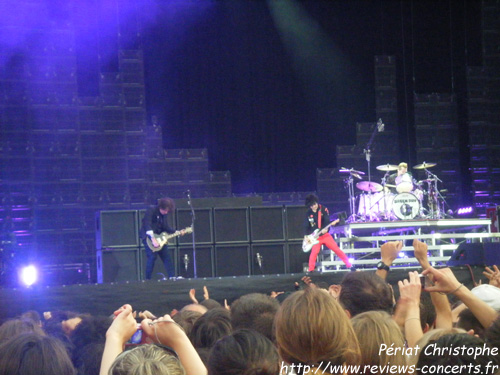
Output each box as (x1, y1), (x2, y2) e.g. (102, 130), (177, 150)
(256, 253), (263, 270)
(377, 118), (384, 132)
(183, 254), (190, 271)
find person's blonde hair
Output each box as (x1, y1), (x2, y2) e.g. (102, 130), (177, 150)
(274, 288), (361, 371)
(351, 311), (407, 372)
(109, 344), (185, 375)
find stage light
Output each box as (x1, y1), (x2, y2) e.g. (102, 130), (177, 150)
(20, 265), (38, 287)
(457, 207), (473, 215)
(398, 252), (407, 258)
(348, 257), (355, 265)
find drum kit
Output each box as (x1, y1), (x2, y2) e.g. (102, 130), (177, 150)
(341, 162), (447, 222)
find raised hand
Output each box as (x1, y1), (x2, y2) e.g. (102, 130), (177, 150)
(483, 265), (500, 288)
(189, 288), (199, 304)
(380, 240), (403, 265)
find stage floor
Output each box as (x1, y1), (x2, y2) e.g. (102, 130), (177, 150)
(0, 266), (487, 322)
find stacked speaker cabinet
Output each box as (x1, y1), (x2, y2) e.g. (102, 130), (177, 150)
(249, 206), (285, 242)
(213, 207), (249, 243)
(285, 205), (307, 241)
(177, 208), (213, 245)
(178, 246), (214, 278)
(251, 243), (286, 275)
(95, 210), (139, 249)
(96, 248), (140, 283)
(288, 242), (308, 273)
(215, 244), (251, 276)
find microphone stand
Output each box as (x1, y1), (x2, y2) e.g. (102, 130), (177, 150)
(186, 191), (197, 278)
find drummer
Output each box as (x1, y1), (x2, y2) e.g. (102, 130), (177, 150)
(386, 162), (410, 194)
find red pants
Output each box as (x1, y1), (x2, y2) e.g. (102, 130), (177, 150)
(308, 233), (352, 271)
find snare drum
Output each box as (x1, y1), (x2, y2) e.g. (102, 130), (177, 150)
(395, 173), (413, 193)
(392, 192), (420, 220)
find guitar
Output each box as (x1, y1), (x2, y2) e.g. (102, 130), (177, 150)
(302, 219), (339, 253)
(146, 227), (193, 252)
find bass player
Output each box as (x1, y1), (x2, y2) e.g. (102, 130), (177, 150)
(303, 194), (354, 272)
(140, 197), (186, 280)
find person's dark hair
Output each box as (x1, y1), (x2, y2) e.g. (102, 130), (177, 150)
(485, 314), (500, 352)
(304, 194), (319, 207)
(416, 333), (499, 374)
(173, 310), (203, 337)
(189, 308), (232, 349)
(457, 308), (485, 338)
(208, 329), (279, 375)
(158, 197), (175, 211)
(200, 298), (222, 310)
(70, 316), (111, 371)
(0, 332), (76, 375)
(230, 293), (279, 341)
(419, 294), (437, 331)
(74, 342), (105, 375)
(0, 318), (45, 342)
(338, 272), (394, 317)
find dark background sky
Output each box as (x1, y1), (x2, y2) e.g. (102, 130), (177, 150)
(139, 0), (482, 194)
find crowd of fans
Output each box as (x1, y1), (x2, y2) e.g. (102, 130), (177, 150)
(0, 239), (499, 375)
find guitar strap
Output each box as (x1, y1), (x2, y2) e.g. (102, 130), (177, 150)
(317, 205), (322, 229)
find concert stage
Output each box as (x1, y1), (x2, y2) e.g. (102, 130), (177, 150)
(0, 266), (490, 322)
(320, 218), (500, 271)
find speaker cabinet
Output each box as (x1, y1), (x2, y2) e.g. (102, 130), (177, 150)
(215, 244), (250, 276)
(177, 208), (213, 244)
(285, 205), (307, 241)
(214, 208), (249, 243)
(96, 210), (139, 249)
(178, 246), (214, 278)
(251, 243), (286, 275)
(250, 206), (285, 242)
(288, 242), (308, 273)
(96, 248), (140, 283)
(138, 245), (177, 280)
(447, 242), (500, 267)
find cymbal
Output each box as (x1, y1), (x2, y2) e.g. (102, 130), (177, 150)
(413, 162), (436, 170)
(384, 184), (396, 188)
(376, 164), (398, 172)
(356, 181), (383, 192)
(351, 173), (363, 180)
(339, 167), (365, 175)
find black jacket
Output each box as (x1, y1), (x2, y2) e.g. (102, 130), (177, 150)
(139, 206), (175, 239)
(304, 205), (331, 236)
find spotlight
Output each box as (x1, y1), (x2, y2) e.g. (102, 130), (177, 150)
(398, 252), (407, 258)
(457, 207), (473, 215)
(19, 265), (38, 287)
(348, 258), (355, 265)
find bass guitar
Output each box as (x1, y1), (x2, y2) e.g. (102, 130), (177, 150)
(147, 227), (193, 252)
(302, 219), (339, 253)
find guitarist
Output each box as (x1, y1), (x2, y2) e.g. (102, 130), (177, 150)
(303, 194), (353, 272)
(140, 197), (186, 280)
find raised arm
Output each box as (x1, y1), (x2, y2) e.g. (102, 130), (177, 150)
(100, 304), (138, 375)
(375, 241), (402, 280)
(413, 239), (452, 330)
(423, 267), (499, 329)
(396, 271), (423, 348)
(142, 314), (207, 375)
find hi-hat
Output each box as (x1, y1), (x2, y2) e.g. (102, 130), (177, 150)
(356, 181), (383, 192)
(413, 162), (436, 170)
(376, 164), (398, 172)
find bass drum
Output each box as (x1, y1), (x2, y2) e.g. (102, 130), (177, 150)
(392, 192), (420, 220)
